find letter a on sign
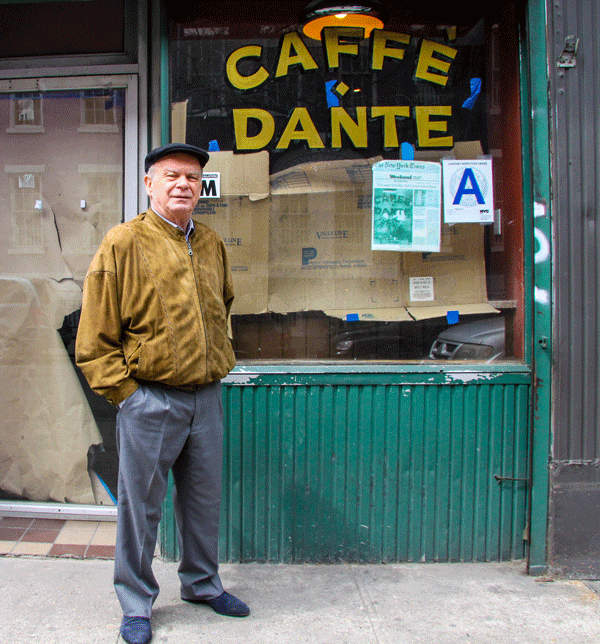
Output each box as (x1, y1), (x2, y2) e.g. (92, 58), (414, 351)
(452, 168), (485, 205)
(442, 159), (494, 223)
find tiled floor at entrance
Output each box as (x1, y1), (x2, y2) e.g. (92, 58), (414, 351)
(0, 516), (116, 558)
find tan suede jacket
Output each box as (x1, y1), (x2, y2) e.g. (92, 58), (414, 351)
(75, 208), (236, 406)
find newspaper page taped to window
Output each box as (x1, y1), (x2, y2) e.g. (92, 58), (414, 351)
(372, 160), (441, 252)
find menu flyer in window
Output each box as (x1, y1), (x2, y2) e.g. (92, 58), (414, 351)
(371, 160), (441, 252)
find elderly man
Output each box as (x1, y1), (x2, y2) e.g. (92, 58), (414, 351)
(76, 143), (249, 644)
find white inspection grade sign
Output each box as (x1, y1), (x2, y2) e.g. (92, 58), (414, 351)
(442, 158), (494, 224)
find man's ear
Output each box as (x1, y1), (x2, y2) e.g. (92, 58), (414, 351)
(143, 174), (152, 197)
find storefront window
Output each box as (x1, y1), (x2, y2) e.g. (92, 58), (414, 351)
(0, 78), (134, 505)
(0, 1), (135, 508)
(172, 2), (524, 363)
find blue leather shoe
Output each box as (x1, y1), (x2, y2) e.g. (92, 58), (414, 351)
(183, 591), (250, 617)
(120, 616), (152, 644)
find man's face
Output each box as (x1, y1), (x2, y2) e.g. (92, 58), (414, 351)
(144, 153), (203, 223)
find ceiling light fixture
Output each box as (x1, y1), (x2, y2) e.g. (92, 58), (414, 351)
(300, 1), (386, 41)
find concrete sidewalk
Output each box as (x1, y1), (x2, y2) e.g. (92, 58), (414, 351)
(1, 557), (599, 643)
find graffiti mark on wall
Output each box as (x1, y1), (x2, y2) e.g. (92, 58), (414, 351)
(534, 227), (550, 264)
(534, 286), (550, 305)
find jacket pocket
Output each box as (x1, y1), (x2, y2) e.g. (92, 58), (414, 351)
(135, 340), (175, 382)
(124, 341), (142, 373)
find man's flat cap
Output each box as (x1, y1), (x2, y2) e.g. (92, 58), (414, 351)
(144, 143), (210, 173)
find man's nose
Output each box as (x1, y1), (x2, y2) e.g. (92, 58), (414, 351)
(175, 175), (191, 189)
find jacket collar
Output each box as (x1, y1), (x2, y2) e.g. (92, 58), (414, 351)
(145, 208), (195, 241)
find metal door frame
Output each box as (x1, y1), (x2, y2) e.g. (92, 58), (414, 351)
(520, 0), (553, 575)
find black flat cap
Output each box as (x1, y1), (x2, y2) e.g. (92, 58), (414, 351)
(144, 143), (210, 173)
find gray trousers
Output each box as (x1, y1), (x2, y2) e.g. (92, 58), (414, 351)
(114, 381), (225, 617)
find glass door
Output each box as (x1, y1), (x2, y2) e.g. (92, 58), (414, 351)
(0, 75), (137, 507)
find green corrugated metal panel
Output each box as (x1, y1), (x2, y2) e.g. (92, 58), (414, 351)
(159, 373), (530, 564)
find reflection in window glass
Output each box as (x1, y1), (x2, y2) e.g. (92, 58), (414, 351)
(16, 98), (40, 125)
(82, 171), (122, 247)
(9, 172), (44, 252)
(80, 90), (120, 132)
(8, 93), (44, 132)
(0, 86), (125, 505)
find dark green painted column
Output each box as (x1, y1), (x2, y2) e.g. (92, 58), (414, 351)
(520, 0), (553, 576)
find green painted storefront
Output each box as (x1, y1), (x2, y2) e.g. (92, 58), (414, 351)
(0, 0), (563, 576)
(161, 366), (532, 563)
(158, 0), (552, 572)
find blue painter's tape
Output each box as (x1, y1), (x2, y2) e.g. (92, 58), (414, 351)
(325, 80), (340, 107)
(346, 313), (360, 322)
(401, 142), (415, 160)
(208, 140), (221, 151)
(91, 471), (117, 505)
(447, 310), (460, 325)
(462, 78), (482, 110)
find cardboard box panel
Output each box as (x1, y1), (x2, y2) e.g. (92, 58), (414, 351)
(197, 147), (494, 319)
(194, 196), (269, 315)
(323, 308), (413, 322)
(205, 150), (269, 200)
(402, 223), (489, 310)
(268, 185), (403, 312)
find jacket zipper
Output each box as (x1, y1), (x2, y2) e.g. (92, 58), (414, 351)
(186, 236), (209, 381)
